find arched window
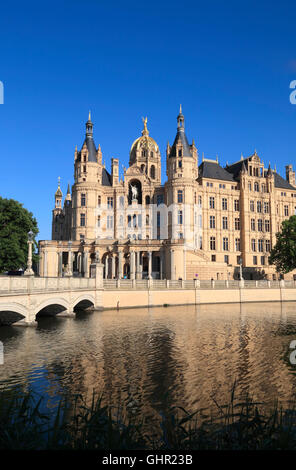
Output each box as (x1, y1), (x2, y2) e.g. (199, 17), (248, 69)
(141, 164), (145, 173)
(254, 182), (259, 192)
(119, 196), (124, 207)
(150, 151), (154, 158)
(150, 165), (155, 179)
(145, 195), (150, 206)
(146, 215), (149, 226)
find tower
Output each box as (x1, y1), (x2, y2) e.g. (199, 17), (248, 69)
(52, 177), (63, 239)
(166, 105), (198, 182)
(129, 117), (161, 183)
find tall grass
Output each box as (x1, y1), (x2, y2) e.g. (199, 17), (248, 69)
(1, 384), (296, 450)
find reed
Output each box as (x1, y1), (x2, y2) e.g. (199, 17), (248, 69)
(1, 384), (296, 450)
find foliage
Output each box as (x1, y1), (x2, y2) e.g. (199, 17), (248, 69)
(0, 197), (38, 273)
(269, 215), (296, 274)
(2, 386), (296, 450)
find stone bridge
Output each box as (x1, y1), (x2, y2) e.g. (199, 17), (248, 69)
(0, 274), (103, 326)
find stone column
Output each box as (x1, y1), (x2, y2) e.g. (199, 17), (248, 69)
(44, 250), (48, 277)
(58, 252), (63, 277)
(170, 249), (175, 280)
(148, 251), (152, 279)
(136, 251), (141, 279)
(130, 250), (135, 280)
(183, 248), (186, 280)
(84, 249), (89, 278)
(105, 256), (109, 279)
(112, 255), (116, 279)
(118, 251), (123, 279)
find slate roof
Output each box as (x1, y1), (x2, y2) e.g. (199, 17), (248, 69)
(83, 136), (97, 162)
(274, 172), (295, 190)
(169, 129), (192, 158)
(102, 167), (112, 186)
(198, 160), (235, 182)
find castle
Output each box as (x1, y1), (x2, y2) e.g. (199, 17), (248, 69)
(38, 108), (296, 280)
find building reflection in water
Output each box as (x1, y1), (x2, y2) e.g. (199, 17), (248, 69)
(1, 303), (296, 422)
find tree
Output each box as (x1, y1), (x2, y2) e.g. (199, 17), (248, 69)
(269, 215), (296, 274)
(0, 197), (39, 273)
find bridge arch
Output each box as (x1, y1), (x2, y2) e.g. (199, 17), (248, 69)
(35, 297), (69, 318)
(0, 302), (28, 325)
(72, 294), (95, 311)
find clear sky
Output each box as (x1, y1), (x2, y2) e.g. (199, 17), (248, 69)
(0, 0), (295, 240)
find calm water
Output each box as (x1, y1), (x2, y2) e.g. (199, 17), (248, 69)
(1, 302), (296, 420)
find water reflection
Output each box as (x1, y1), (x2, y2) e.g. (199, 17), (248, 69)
(1, 303), (296, 420)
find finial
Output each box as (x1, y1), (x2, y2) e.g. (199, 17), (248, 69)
(192, 138), (195, 146)
(142, 116), (149, 136)
(202, 152), (204, 162)
(58, 176), (61, 187)
(254, 148), (257, 155)
(216, 154), (218, 163)
(67, 182), (70, 194)
(88, 110), (91, 121)
(179, 104), (182, 114)
(241, 153), (244, 160)
(274, 164), (277, 172)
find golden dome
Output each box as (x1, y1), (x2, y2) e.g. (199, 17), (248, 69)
(130, 117), (159, 157)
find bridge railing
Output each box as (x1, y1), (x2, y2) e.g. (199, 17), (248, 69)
(0, 276), (296, 295)
(0, 276), (96, 294)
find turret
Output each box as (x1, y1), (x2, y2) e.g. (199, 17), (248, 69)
(111, 158), (119, 186)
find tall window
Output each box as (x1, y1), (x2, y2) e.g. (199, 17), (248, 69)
(177, 190), (183, 203)
(98, 195), (101, 207)
(107, 197), (113, 209)
(254, 182), (259, 192)
(258, 239), (264, 252)
(222, 198), (227, 210)
(284, 205), (289, 216)
(97, 216), (100, 227)
(265, 219), (270, 232)
(234, 199), (240, 211)
(235, 218), (240, 230)
(251, 218), (255, 231)
(264, 202), (269, 213)
(209, 197), (215, 209)
(81, 193), (86, 206)
(224, 255), (229, 264)
(198, 196), (202, 207)
(107, 215), (113, 229)
(210, 236), (216, 250)
(80, 213), (85, 227)
(258, 219), (263, 231)
(222, 216), (228, 229)
(210, 215), (215, 229)
(150, 165), (155, 179)
(265, 240), (271, 252)
(223, 237), (229, 251)
(251, 239), (256, 251)
(253, 256), (258, 265)
(250, 200), (254, 212)
(178, 210), (183, 225)
(235, 238), (240, 251)
(257, 201), (262, 213)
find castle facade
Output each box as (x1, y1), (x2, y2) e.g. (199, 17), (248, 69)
(38, 109), (296, 280)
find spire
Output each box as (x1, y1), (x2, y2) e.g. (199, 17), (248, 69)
(55, 176), (62, 196)
(241, 161), (247, 174)
(86, 111), (93, 137)
(177, 104), (185, 130)
(267, 162), (272, 177)
(65, 182), (71, 201)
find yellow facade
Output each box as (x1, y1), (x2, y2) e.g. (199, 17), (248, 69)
(39, 109), (296, 280)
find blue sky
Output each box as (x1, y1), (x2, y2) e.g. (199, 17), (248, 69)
(0, 0), (295, 240)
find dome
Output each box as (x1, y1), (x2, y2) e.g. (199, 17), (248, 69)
(129, 117), (159, 162)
